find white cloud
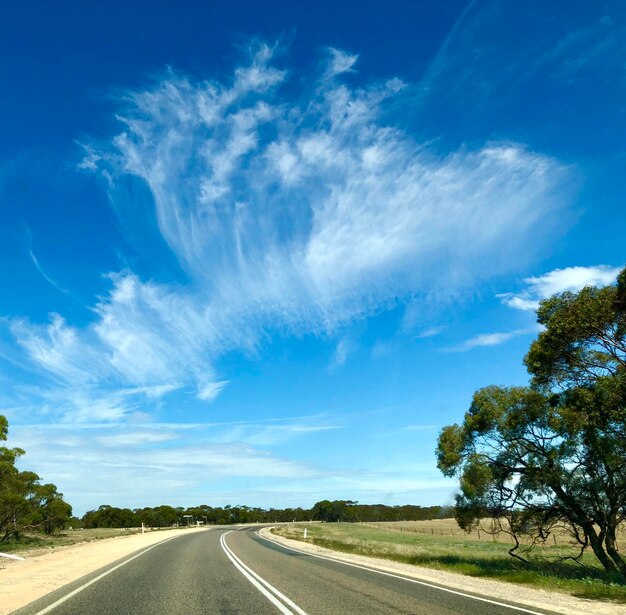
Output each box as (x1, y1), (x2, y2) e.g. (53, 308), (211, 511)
(8, 419), (455, 513)
(11, 314), (106, 386)
(325, 47), (359, 78)
(197, 380), (228, 401)
(450, 326), (540, 352)
(120, 383), (181, 398)
(95, 44), (569, 337)
(3, 42), (573, 426)
(8, 420), (330, 512)
(223, 424), (342, 447)
(499, 265), (622, 311)
(329, 337), (355, 370)
(96, 431), (176, 446)
(415, 326), (445, 339)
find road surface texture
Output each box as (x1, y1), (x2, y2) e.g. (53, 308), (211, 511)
(14, 527), (559, 615)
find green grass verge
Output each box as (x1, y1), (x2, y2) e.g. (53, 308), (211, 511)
(273, 523), (626, 603)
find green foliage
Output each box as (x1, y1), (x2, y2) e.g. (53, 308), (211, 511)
(0, 416), (72, 542)
(31, 483), (74, 535)
(525, 283), (625, 389)
(437, 268), (626, 577)
(81, 500), (452, 528)
(83, 505), (141, 529)
(311, 500), (357, 522)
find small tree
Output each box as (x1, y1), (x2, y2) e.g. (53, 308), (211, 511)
(437, 268), (626, 576)
(36, 484), (73, 535)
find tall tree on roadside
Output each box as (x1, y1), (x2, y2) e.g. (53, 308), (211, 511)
(0, 415), (72, 541)
(436, 268), (626, 576)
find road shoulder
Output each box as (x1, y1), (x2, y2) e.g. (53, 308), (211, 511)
(1, 527), (205, 615)
(260, 527), (624, 615)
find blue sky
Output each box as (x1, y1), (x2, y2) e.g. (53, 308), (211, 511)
(1, 1), (625, 515)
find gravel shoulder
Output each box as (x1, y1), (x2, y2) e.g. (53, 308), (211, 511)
(0, 527), (205, 615)
(261, 527), (626, 615)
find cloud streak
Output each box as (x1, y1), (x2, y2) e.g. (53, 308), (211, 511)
(7, 418), (452, 514)
(449, 326), (540, 352)
(7, 417), (342, 512)
(3, 41), (573, 426)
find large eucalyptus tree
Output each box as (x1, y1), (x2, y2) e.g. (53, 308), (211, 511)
(437, 269), (626, 575)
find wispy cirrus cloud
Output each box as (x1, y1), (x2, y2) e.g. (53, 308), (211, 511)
(498, 265), (622, 311)
(536, 15), (626, 81)
(3, 41), (573, 426)
(415, 326), (446, 339)
(448, 326), (540, 352)
(329, 336), (356, 370)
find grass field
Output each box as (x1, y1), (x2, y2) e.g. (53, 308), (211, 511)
(0, 527), (151, 555)
(357, 518), (626, 546)
(273, 521), (626, 603)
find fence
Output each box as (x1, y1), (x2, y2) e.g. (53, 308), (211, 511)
(358, 521), (626, 547)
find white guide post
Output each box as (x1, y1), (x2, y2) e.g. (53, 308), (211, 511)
(303, 528), (307, 539)
(0, 552), (25, 561)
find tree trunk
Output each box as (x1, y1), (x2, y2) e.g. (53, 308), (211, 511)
(584, 523), (618, 573)
(604, 523), (626, 577)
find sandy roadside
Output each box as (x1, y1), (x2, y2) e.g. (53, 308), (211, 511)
(260, 527), (626, 615)
(0, 527), (206, 614)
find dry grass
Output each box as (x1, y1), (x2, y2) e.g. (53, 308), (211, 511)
(359, 519), (626, 547)
(274, 522), (626, 603)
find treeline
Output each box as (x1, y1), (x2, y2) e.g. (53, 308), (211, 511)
(310, 500), (452, 523)
(0, 416), (72, 542)
(80, 500), (454, 528)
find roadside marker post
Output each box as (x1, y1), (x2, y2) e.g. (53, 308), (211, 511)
(304, 528), (307, 539)
(0, 552), (25, 561)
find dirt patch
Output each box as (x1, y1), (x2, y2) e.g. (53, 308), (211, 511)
(260, 527), (626, 615)
(0, 527), (205, 614)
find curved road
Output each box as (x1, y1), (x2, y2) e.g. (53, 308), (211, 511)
(15, 527), (558, 615)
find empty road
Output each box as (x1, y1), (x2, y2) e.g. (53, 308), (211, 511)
(14, 527), (558, 615)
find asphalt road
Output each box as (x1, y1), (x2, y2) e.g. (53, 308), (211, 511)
(15, 527), (560, 615)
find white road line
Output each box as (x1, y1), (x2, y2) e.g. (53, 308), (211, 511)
(220, 531), (309, 615)
(32, 533), (187, 615)
(257, 530), (546, 615)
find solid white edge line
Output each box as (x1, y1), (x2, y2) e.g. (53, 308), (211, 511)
(257, 530), (547, 615)
(220, 531), (308, 615)
(32, 532), (194, 615)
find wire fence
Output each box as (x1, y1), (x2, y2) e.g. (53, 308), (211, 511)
(358, 521), (626, 546)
